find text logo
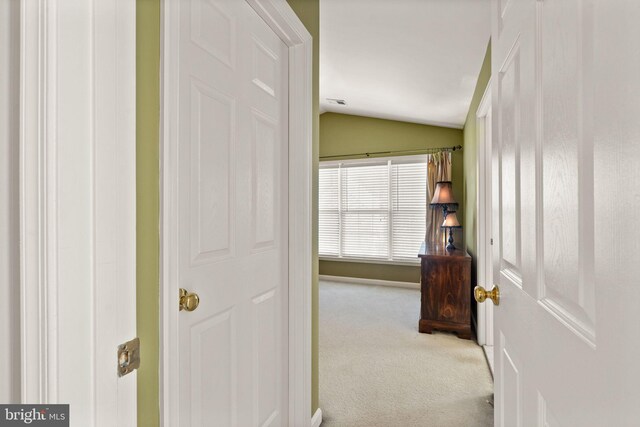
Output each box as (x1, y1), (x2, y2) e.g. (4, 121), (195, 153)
(0, 405), (69, 427)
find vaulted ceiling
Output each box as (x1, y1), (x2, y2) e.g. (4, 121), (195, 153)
(320, 0), (491, 129)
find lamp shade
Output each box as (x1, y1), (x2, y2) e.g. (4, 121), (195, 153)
(441, 211), (462, 228)
(430, 181), (457, 205)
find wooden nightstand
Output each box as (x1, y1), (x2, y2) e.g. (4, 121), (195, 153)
(417, 242), (472, 339)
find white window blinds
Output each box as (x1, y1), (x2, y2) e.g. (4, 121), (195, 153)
(319, 155), (427, 263)
(318, 167), (339, 256)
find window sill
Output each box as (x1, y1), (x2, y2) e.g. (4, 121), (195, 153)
(319, 256), (421, 267)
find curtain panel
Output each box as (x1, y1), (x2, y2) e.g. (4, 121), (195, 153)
(425, 151), (452, 247)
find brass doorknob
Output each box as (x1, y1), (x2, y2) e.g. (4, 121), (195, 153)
(179, 288), (200, 312)
(474, 285), (500, 306)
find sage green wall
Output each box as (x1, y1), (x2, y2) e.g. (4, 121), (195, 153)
(462, 41), (492, 276)
(320, 261), (421, 283)
(319, 113), (464, 282)
(283, 0), (320, 416)
(136, 0), (160, 426)
(135, 0), (320, 423)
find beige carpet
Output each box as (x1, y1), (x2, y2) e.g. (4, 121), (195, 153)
(319, 280), (493, 427)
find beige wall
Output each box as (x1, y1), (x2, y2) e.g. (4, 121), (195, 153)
(319, 112), (464, 282)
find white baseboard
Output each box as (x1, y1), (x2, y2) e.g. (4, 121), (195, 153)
(311, 408), (323, 427)
(483, 345), (495, 379)
(319, 274), (420, 290)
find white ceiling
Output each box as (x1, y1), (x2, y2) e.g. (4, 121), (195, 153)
(320, 0), (491, 129)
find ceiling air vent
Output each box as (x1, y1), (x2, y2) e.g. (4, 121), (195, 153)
(326, 98), (347, 106)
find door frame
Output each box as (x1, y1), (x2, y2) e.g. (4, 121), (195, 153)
(475, 78), (493, 348)
(19, 0), (137, 422)
(1, 0), (20, 403)
(159, 0), (313, 425)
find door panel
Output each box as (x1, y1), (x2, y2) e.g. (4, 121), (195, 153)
(190, 309), (236, 427)
(252, 111), (279, 249)
(189, 80), (235, 264)
(539, 0), (596, 345)
(537, 392), (561, 427)
(498, 333), (521, 427)
(253, 289), (280, 426)
(176, 0), (289, 425)
(492, 0), (640, 426)
(497, 41), (522, 279)
(190, 0), (236, 68)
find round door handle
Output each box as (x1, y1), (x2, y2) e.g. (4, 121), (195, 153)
(474, 285), (500, 306)
(179, 288), (200, 312)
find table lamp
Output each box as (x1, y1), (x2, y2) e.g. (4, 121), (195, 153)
(430, 181), (458, 218)
(441, 211), (462, 251)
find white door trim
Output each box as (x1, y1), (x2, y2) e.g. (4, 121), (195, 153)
(0, 0), (20, 404)
(159, 0), (313, 425)
(20, 0), (52, 402)
(475, 78), (493, 347)
(20, 0), (137, 423)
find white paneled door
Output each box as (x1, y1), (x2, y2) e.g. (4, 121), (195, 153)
(170, 0), (289, 425)
(489, 0), (640, 425)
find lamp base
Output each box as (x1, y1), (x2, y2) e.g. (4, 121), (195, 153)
(446, 228), (456, 251)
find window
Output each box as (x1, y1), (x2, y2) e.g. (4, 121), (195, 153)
(319, 155), (427, 263)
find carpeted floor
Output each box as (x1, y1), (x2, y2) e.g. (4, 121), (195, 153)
(319, 280), (494, 427)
